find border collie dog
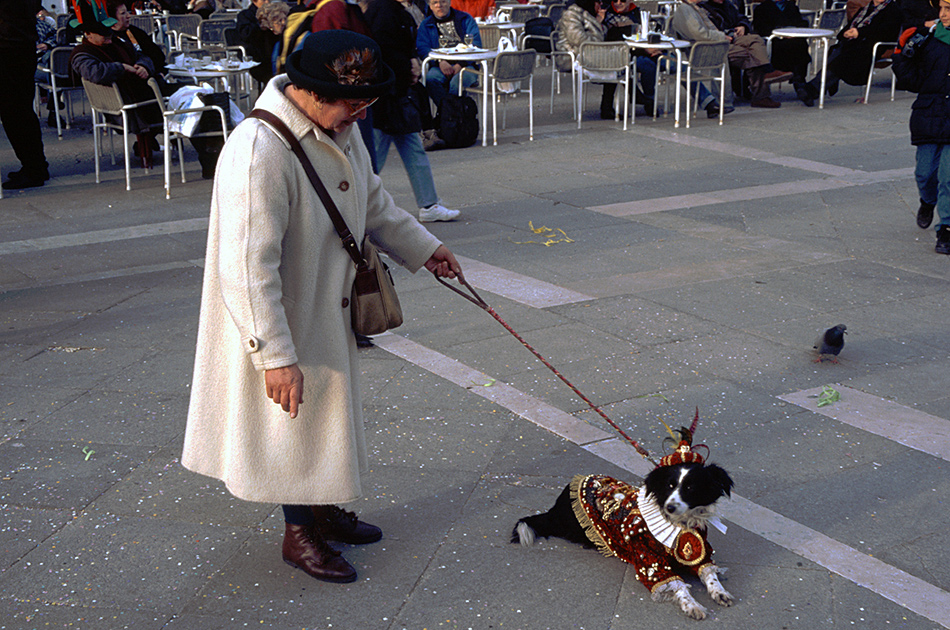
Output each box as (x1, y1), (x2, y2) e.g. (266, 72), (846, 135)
(512, 461), (735, 620)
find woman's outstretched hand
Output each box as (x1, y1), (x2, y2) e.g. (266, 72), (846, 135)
(425, 244), (462, 279)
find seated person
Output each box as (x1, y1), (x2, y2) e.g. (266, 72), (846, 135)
(803, 0), (903, 99)
(671, 0), (733, 116)
(556, 0), (619, 118)
(187, 0), (215, 20)
(602, 0), (659, 115)
(35, 8), (60, 126)
(108, 0), (167, 82)
(699, 0), (790, 108)
(417, 0), (481, 112)
(69, 0), (163, 168)
(254, 1), (288, 79)
(753, 0), (814, 105)
(452, 0), (494, 19)
(149, 0), (189, 13)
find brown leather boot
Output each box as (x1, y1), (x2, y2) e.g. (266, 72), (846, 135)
(282, 523), (357, 583)
(311, 505), (382, 545)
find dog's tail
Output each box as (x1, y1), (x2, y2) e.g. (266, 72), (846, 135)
(510, 484), (589, 547)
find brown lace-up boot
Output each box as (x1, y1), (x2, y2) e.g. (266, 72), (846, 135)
(282, 522), (357, 583)
(311, 505), (383, 545)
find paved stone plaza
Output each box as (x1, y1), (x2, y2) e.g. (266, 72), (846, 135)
(1, 68), (949, 630)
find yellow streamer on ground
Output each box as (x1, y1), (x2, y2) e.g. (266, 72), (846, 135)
(510, 221), (575, 247)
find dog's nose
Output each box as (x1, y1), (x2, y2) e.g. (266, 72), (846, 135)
(665, 504), (676, 513)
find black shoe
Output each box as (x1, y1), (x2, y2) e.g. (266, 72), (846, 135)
(355, 334), (374, 348)
(917, 200), (935, 229)
(826, 80), (839, 97)
(639, 98), (655, 115)
(2, 168), (50, 190)
(796, 85), (815, 107)
(936, 226), (950, 255)
(600, 107), (616, 120)
(706, 104), (734, 119)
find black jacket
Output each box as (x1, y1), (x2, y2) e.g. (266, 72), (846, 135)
(829, 0), (903, 85)
(699, 0), (751, 33)
(365, 0), (424, 134)
(753, 0), (811, 72)
(899, 0), (938, 32)
(893, 29), (950, 145)
(0, 0), (41, 48)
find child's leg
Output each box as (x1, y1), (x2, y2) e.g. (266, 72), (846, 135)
(916, 144), (940, 207)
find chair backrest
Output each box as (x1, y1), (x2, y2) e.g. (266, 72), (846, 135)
(522, 16), (554, 52)
(546, 3), (566, 23)
(687, 40), (730, 73)
(56, 13), (71, 28)
(637, 1), (661, 16)
(199, 18), (236, 45)
(492, 49), (537, 82)
(81, 78), (126, 115)
(49, 46), (77, 81)
(167, 14), (202, 36)
(798, 0), (824, 12)
(577, 41), (630, 72)
(129, 15), (154, 35)
(818, 8), (846, 30)
(510, 5), (542, 22)
(479, 24), (502, 50)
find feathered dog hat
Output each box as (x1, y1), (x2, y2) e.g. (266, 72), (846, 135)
(69, 0), (117, 36)
(659, 408), (710, 468)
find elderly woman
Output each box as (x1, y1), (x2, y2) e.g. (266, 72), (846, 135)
(804, 0), (903, 99)
(69, 0), (162, 167)
(255, 0), (288, 77)
(181, 30), (461, 584)
(107, 0), (166, 83)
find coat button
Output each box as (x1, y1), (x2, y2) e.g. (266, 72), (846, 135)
(342, 297), (349, 308)
(339, 181), (349, 191)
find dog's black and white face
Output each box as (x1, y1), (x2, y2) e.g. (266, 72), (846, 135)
(644, 462), (734, 529)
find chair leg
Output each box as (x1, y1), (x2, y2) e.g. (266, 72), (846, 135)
(622, 68), (629, 131)
(529, 75), (534, 142)
(492, 79), (498, 146)
(93, 111), (102, 185)
(121, 112), (131, 191)
(864, 66), (873, 104)
(890, 69), (896, 101)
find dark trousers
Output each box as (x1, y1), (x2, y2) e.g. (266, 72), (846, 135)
(0, 46), (48, 175)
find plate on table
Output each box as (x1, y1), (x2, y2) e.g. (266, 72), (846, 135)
(433, 45), (488, 54)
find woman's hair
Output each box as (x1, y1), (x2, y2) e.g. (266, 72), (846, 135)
(257, 1), (289, 30)
(106, 0), (128, 18)
(575, 0), (598, 15)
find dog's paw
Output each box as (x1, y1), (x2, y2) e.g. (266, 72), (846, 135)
(681, 600), (709, 620)
(710, 588), (734, 607)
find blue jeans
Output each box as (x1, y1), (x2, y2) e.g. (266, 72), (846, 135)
(425, 66), (478, 109)
(915, 144), (950, 230)
(373, 129), (439, 209)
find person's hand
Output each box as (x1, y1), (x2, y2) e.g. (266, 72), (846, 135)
(843, 27), (859, 39)
(439, 59), (456, 76)
(734, 25), (746, 37)
(596, 6), (607, 21)
(265, 364), (304, 418)
(424, 244), (462, 279)
(37, 43), (49, 52)
(646, 47), (661, 56)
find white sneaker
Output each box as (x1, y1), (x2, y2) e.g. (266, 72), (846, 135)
(418, 203), (460, 222)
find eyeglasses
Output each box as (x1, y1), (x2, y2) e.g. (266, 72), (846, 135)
(342, 97), (378, 116)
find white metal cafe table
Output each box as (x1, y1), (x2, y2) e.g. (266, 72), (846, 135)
(421, 46), (499, 147)
(767, 27), (835, 109)
(625, 35), (691, 127)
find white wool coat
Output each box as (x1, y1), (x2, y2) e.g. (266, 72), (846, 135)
(182, 76), (442, 504)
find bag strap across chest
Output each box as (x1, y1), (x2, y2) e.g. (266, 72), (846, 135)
(247, 108), (367, 271)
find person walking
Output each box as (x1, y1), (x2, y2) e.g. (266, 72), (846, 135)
(1, 0), (50, 190)
(181, 30), (462, 583)
(364, 0), (460, 222)
(894, 0), (950, 253)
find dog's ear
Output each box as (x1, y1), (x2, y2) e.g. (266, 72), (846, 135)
(705, 463), (734, 498)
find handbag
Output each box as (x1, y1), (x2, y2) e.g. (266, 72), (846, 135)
(247, 109), (404, 336)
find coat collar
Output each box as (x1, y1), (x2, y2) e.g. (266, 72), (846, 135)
(256, 75), (354, 150)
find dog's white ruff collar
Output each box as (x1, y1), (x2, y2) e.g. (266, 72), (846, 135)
(638, 486), (681, 548)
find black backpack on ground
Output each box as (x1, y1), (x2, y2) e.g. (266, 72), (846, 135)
(437, 93), (479, 148)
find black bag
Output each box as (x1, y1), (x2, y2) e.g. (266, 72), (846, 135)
(195, 91), (232, 135)
(438, 93), (479, 148)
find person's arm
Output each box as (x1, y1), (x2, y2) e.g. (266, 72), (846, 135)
(71, 50), (127, 84)
(672, 3), (729, 42)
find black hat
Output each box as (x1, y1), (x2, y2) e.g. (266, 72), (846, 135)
(69, 0), (117, 36)
(285, 30), (394, 99)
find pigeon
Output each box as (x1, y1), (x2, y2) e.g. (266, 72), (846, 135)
(814, 324), (847, 363)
